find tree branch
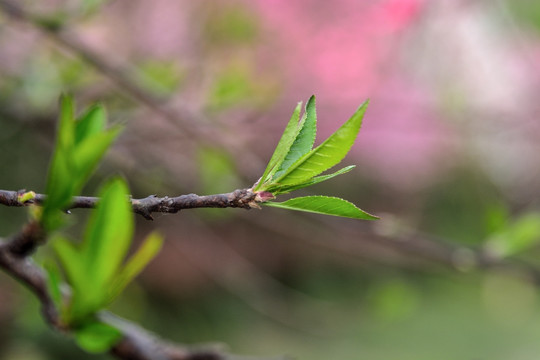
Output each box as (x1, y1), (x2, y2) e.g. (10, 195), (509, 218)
(0, 188), (260, 220)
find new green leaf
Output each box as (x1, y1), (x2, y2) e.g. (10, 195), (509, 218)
(43, 260), (63, 311)
(107, 232), (163, 302)
(41, 95), (121, 231)
(74, 321), (122, 354)
(53, 236), (87, 295)
(82, 178), (133, 295)
(42, 95), (77, 228)
(57, 94), (76, 152)
(273, 95), (317, 179)
(274, 100), (368, 186)
(71, 127), (122, 192)
(267, 165), (355, 195)
(264, 196), (378, 220)
(52, 178), (163, 324)
(75, 104), (106, 144)
(254, 96), (376, 221)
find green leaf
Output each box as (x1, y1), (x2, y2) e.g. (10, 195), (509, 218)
(43, 260), (64, 311)
(107, 232), (163, 303)
(57, 178), (133, 321)
(263, 196), (377, 220)
(52, 236), (86, 294)
(75, 104), (106, 144)
(82, 178), (133, 294)
(52, 236), (95, 321)
(42, 95), (77, 229)
(267, 165), (355, 195)
(71, 127), (122, 192)
(41, 97), (121, 231)
(74, 321), (122, 353)
(255, 101), (302, 189)
(274, 100), (369, 186)
(43, 150), (72, 213)
(273, 95), (317, 179)
(57, 94), (76, 152)
(52, 178), (141, 323)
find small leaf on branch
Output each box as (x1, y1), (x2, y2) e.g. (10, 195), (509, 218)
(75, 104), (106, 144)
(274, 100), (369, 186)
(74, 321), (122, 354)
(254, 96), (375, 220)
(71, 127), (122, 192)
(107, 231), (163, 302)
(263, 196), (378, 220)
(266, 165), (356, 195)
(41, 95), (121, 231)
(273, 95), (317, 179)
(82, 178), (133, 296)
(52, 178), (163, 324)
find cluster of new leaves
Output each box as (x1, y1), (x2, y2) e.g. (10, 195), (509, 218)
(253, 95), (377, 220)
(41, 96), (120, 231)
(41, 96), (163, 353)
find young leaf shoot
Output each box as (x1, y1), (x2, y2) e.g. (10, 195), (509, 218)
(254, 96), (377, 220)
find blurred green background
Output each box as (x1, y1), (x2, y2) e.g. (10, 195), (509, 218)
(2, 0), (540, 359)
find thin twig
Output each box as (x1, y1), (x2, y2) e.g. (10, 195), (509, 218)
(0, 188), (260, 220)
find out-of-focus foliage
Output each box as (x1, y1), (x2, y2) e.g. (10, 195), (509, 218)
(134, 60), (184, 97)
(208, 60), (278, 110)
(203, 5), (258, 45)
(506, 0), (540, 34)
(197, 147), (240, 194)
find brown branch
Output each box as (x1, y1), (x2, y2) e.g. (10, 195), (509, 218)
(5, 220), (46, 256)
(0, 188), (260, 220)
